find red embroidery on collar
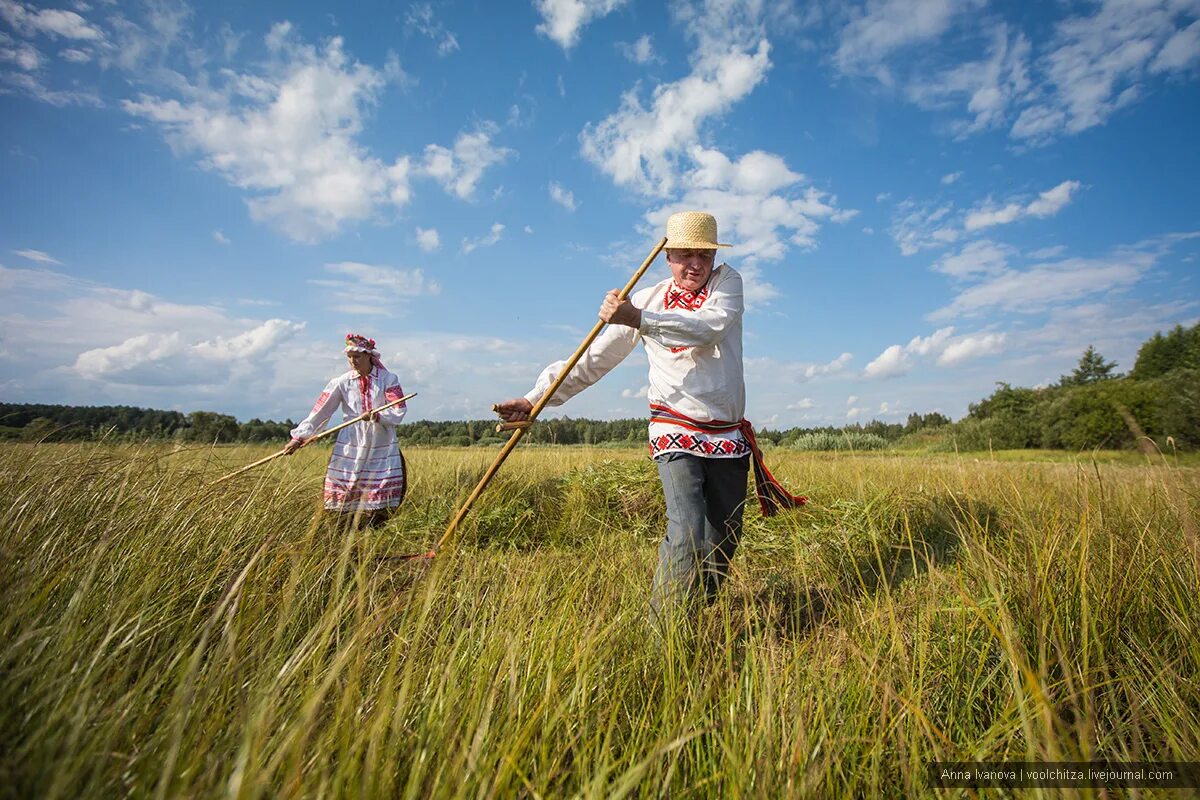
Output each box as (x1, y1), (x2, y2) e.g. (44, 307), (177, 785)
(664, 280), (712, 353)
(664, 282), (709, 310)
(359, 372), (373, 411)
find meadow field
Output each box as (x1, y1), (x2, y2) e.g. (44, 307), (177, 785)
(2, 442), (1198, 798)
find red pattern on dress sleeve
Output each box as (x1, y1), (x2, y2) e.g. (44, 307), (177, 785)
(309, 391), (331, 414)
(384, 384), (408, 407)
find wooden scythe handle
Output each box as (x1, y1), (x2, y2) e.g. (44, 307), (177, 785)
(435, 237), (668, 552)
(209, 392), (417, 486)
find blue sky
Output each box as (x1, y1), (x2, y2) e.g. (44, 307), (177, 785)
(2, 0), (1198, 427)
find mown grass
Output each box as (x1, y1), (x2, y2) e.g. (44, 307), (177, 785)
(2, 442), (1198, 798)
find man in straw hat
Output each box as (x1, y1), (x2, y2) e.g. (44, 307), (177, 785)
(496, 211), (805, 627)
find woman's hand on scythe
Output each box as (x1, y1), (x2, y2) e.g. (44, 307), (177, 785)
(283, 437), (305, 455)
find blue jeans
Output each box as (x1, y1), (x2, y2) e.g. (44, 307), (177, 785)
(650, 453), (751, 627)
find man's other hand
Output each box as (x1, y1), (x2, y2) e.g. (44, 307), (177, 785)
(494, 398), (534, 422)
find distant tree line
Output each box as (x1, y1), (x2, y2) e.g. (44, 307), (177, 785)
(2, 322), (1196, 451)
(937, 322), (1200, 451)
(0, 405), (294, 444)
(0, 403), (956, 448)
(394, 411), (955, 448)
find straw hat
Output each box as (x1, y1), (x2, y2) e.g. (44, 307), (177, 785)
(664, 211), (731, 249)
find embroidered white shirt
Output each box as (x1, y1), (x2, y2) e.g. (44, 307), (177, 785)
(524, 264), (748, 458)
(291, 367), (410, 509)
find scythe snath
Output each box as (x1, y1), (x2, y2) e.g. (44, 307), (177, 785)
(209, 392), (418, 487)
(402, 237), (667, 561)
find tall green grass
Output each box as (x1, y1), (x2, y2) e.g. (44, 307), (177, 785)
(2, 443), (1197, 797)
(786, 431), (888, 451)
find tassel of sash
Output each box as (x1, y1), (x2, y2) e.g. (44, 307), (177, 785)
(735, 419), (807, 516)
(648, 403), (807, 516)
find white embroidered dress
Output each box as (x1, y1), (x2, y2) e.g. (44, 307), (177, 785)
(524, 263), (749, 459)
(290, 366), (409, 511)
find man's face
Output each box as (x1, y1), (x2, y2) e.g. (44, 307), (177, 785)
(346, 351), (373, 376)
(666, 248), (716, 292)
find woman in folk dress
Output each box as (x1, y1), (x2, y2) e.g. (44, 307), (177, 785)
(284, 333), (409, 527)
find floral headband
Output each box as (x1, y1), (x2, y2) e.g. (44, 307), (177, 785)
(344, 332), (386, 370)
(344, 333), (377, 353)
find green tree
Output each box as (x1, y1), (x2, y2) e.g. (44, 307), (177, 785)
(922, 411), (950, 428)
(1154, 367), (1200, 448)
(965, 383), (1044, 447)
(969, 383), (1039, 419)
(1131, 323), (1200, 380)
(185, 411), (240, 443)
(21, 417), (59, 442)
(1061, 345), (1118, 387)
(1040, 379), (1160, 450)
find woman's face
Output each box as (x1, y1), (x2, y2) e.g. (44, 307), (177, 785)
(346, 350), (373, 376)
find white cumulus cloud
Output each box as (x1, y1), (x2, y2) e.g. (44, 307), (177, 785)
(963, 180), (1081, 232)
(890, 200), (958, 256)
(13, 248), (61, 264)
(865, 325), (996, 377)
(802, 352), (853, 381)
(1151, 18), (1200, 72)
(932, 255), (1143, 319)
(906, 24), (1032, 137)
(461, 222), (505, 254)
(0, 0), (105, 41)
(405, 3), (459, 56)
(937, 332), (1007, 365)
(421, 124), (512, 200)
(907, 326), (955, 356)
(579, 1), (852, 297)
(415, 227), (440, 252)
(122, 23), (412, 242)
(580, 40), (771, 197)
(549, 181), (577, 211)
(832, 1), (1200, 145)
(534, 0), (629, 51)
(835, 0), (983, 80)
(74, 319), (305, 386)
(933, 240), (1014, 278)
(1012, 1), (1200, 143)
(642, 147), (855, 302)
(864, 344), (911, 379)
(0, 32), (41, 70)
(928, 234), (1199, 320)
(314, 261), (439, 315)
(617, 33), (658, 64)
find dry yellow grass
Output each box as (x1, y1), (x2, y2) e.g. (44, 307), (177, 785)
(2, 442), (1198, 797)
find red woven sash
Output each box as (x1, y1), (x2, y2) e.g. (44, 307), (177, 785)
(649, 403), (807, 516)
